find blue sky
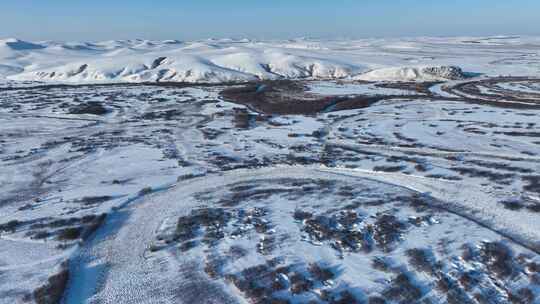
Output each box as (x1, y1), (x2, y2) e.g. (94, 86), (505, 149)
(2, 0), (539, 41)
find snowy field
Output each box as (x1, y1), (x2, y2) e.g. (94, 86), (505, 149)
(0, 36), (540, 303)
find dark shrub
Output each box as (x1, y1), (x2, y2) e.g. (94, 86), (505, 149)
(57, 227), (82, 241)
(179, 240), (198, 252)
(508, 287), (534, 304)
(373, 214), (406, 251)
(289, 273), (313, 295)
(68, 101), (108, 115)
(309, 263), (334, 282)
(406, 248), (435, 274)
(330, 290), (360, 304)
(368, 296), (386, 304)
(139, 186), (153, 195)
(79, 196), (112, 205)
(480, 241), (514, 278)
(500, 200), (523, 211)
(382, 272), (422, 303)
(33, 267), (69, 304)
(293, 209), (313, 221)
(32, 230), (51, 240)
(0, 219), (20, 232)
(81, 213), (107, 240)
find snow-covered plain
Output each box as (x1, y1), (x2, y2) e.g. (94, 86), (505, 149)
(1, 36), (540, 303)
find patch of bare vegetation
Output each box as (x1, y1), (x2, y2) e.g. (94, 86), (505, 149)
(32, 263), (69, 304)
(68, 101), (108, 115)
(23, 213), (107, 243)
(220, 80), (390, 115)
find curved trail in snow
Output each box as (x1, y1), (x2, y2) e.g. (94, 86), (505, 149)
(323, 101), (540, 162)
(63, 165), (540, 303)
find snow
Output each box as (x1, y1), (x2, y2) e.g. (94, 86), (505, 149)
(307, 81), (417, 96)
(353, 66), (462, 82)
(2, 36), (540, 83)
(0, 38), (45, 51)
(1, 36), (540, 303)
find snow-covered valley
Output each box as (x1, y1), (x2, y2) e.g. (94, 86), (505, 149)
(1, 36), (540, 303)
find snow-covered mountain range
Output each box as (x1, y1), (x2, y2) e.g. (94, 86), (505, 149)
(2, 36), (540, 83)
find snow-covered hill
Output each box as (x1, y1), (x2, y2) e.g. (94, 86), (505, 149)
(2, 36), (540, 83)
(354, 66), (468, 82)
(1, 38), (360, 83)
